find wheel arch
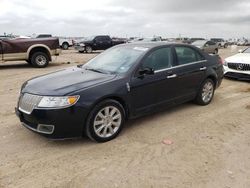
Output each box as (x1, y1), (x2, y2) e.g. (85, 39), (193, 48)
(27, 44), (51, 61)
(90, 95), (129, 119)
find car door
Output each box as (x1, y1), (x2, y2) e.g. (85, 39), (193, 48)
(102, 36), (112, 49)
(129, 46), (178, 116)
(170, 45), (207, 103)
(94, 36), (104, 50)
(207, 41), (216, 53)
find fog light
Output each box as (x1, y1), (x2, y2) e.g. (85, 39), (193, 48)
(37, 124), (54, 134)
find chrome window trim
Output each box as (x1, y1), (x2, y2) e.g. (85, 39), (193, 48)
(154, 60), (207, 73)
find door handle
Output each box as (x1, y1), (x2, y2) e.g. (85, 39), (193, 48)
(167, 74), (177, 79)
(200, 67), (207, 71)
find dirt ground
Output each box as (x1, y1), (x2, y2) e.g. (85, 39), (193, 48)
(0, 46), (250, 188)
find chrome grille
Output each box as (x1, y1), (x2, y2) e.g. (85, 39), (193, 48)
(228, 63), (250, 71)
(18, 93), (42, 114)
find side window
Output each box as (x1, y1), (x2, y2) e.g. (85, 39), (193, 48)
(175, 46), (204, 65)
(142, 47), (172, 71)
(207, 41), (215, 45)
(95, 37), (102, 42)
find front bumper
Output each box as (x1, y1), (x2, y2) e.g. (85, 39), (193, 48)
(223, 65), (250, 81)
(15, 105), (89, 139)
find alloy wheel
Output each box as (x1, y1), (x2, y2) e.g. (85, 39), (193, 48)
(93, 106), (122, 138)
(201, 81), (214, 103)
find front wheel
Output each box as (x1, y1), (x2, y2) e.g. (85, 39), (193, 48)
(214, 49), (218, 54)
(85, 46), (93, 53)
(30, 52), (49, 68)
(85, 100), (125, 142)
(194, 79), (215, 105)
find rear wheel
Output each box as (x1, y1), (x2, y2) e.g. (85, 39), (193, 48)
(194, 79), (215, 105)
(30, 52), (49, 68)
(85, 100), (125, 142)
(62, 42), (69, 50)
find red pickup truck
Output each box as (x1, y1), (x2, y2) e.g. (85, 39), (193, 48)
(0, 37), (61, 68)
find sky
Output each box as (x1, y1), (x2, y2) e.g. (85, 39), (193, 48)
(0, 0), (250, 39)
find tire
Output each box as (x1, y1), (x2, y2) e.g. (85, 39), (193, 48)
(85, 99), (125, 142)
(62, 42), (69, 50)
(26, 60), (32, 65)
(79, 50), (84, 53)
(224, 44), (228, 48)
(85, 46), (93, 53)
(194, 78), (215, 106)
(30, 52), (49, 68)
(214, 49), (218, 54)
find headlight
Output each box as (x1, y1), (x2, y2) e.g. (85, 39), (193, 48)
(80, 43), (85, 47)
(37, 96), (79, 108)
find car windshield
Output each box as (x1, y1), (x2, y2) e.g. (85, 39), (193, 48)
(243, 48), (250, 53)
(192, 40), (206, 46)
(83, 46), (147, 74)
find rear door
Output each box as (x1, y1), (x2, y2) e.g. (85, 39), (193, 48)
(170, 45), (207, 103)
(207, 41), (217, 53)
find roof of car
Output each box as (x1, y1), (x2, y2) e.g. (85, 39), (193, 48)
(120, 42), (192, 49)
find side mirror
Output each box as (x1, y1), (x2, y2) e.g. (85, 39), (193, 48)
(238, 49), (243, 53)
(139, 67), (154, 76)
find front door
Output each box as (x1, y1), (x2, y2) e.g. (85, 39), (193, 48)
(129, 46), (178, 116)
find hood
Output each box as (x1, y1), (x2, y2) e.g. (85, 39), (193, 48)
(225, 53), (250, 64)
(22, 67), (116, 96)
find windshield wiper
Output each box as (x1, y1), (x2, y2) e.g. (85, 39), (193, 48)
(85, 68), (106, 74)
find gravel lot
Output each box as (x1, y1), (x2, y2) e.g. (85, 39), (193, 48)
(0, 47), (250, 188)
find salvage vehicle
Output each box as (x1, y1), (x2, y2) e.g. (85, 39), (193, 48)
(0, 37), (61, 68)
(192, 40), (219, 54)
(74, 35), (125, 53)
(35, 34), (73, 50)
(210, 38), (228, 48)
(223, 47), (250, 80)
(16, 43), (223, 142)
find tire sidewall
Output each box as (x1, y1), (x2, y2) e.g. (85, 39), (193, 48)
(31, 52), (49, 68)
(85, 100), (125, 142)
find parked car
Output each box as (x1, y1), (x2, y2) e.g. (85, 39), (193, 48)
(16, 43), (223, 142)
(192, 40), (219, 54)
(129, 37), (162, 43)
(34, 34), (73, 50)
(187, 38), (205, 44)
(74, 35), (125, 53)
(237, 40), (248, 46)
(0, 37), (61, 67)
(223, 47), (250, 80)
(210, 38), (228, 48)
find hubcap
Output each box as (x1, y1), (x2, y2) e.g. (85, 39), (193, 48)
(35, 55), (47, 66)
(202, 81), (214, 103)
(93, 106), (122, 138)
(86, 47), (92, 53)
